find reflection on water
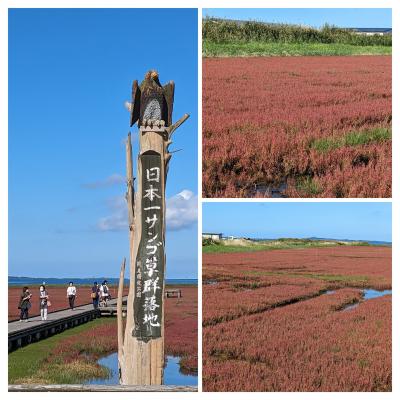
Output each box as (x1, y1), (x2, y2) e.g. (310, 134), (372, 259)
(164, 355), (198, 386)
(252, 182), (288, 198)
(363, 289), (392, 300)
(343, 303), (359, 311)
(87, 352), (119, 385)
(342, 288), (392, 311)
(86, 352), (197, 386)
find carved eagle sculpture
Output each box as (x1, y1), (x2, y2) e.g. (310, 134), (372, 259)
(129, 70), (175, 128)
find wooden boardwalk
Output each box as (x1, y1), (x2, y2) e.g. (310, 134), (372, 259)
(8, 297), (127, 352)
(8, 384), (197, 392)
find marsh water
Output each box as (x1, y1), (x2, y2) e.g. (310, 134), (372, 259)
(251, 182), (288, 198)
(363, 288), (392, 300)
(86, 353), (197, 386)
(342, 288), (392, 311)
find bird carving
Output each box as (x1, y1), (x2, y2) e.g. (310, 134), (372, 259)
(129, 70), (175, 128)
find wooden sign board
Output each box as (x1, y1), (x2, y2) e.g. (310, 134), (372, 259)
(133, 150), (165, 341)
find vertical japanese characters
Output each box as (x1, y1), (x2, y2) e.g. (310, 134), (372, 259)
(133, 152), (165, 340)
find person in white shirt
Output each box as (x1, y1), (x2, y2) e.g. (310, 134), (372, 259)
(39, 285), (49, 320)
(67, 282), (77, 310)
(99, 280), (110, 307)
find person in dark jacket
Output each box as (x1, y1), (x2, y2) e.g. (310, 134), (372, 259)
(19, 287), (32, 322)
(91, 282), (99, 310)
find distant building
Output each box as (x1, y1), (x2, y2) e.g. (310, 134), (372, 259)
(348, 28), (392, 36)
(202, 232), (223, 241)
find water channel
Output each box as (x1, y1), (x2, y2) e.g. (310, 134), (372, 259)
(341, 288), (392, 311)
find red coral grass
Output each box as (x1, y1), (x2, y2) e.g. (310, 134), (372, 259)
(203, 56), (391, 197)
(203, 246), (391, 391)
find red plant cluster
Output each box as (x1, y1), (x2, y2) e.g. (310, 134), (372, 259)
(203, 246), (392, 289)
(164, 287), (198, 373)
(203, 246), (391, 391)
(47, 320), (117, 364)
(203, 56), (392, 197)
(9, 286), (198, 375)
(203, 293), (391, 391)
(203, 279), (327, 326)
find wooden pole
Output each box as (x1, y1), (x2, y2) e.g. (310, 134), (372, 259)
(117, 257), (126, 379)
(121, 128), (166, 385)
(120, 123), (189, 384)
(120, 72), (189, 385)
(126, 133), (135, 231)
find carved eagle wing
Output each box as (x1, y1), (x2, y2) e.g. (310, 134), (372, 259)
(162, 80), (175, 126)
(130, 80), (141, 127)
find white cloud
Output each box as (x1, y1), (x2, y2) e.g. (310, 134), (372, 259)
(82, 174), (125, 189)
(96, 196), (126, 231)
(97, 190), (197, 232)
(124, 101), (133, 112)
(166, 190), (198, 230)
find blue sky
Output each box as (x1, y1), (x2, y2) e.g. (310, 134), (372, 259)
(203, 203), (392, 242)
(203, 8), (392, 28)
(9, 9), (198, 279)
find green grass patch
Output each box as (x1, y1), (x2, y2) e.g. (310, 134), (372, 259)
(245, 270), (370, 285)
(296, 177), (322, 196)
(203, 243), (268, 254)
(8, 318), (111, 384)
(203, 19), (391, 47)
(203, 238), (370, 254)
(310, 127), (391, 153)
(203, 40), (392, 57)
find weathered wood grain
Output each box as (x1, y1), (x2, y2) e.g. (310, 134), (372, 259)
(117, 257), (126, 377)
(8, 384), (197, 392)
(121, 129), (167, 385)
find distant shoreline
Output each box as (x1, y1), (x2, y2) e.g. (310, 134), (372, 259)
(8, 277), (197, 287)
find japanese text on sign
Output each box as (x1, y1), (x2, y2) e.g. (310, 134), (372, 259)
(133, 152), (164, 341)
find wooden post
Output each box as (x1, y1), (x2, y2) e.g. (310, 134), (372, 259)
(119, 71), (189, 385)
(117, 257), (126, 378)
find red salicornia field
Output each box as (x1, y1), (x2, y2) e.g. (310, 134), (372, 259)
(202, 246), (392, 391)
(203, 56), (392, 197)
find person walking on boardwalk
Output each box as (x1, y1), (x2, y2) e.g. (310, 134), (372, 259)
(99, 280), (110, 307)
(39, 285), (49, 321)
(91, 281), (99, 310)
(18, 287), (32, 322)
(67, 281), (77, 310)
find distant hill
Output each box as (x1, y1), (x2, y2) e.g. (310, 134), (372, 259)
(203, 236), (391, 254)
(252, 237), (391, 246)
(306, 237), (391, 246)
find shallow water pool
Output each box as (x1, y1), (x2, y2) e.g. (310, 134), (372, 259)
(86, 352), (197, 386)
(342, 288), (392, 311)
(363, 288), (392, 300)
